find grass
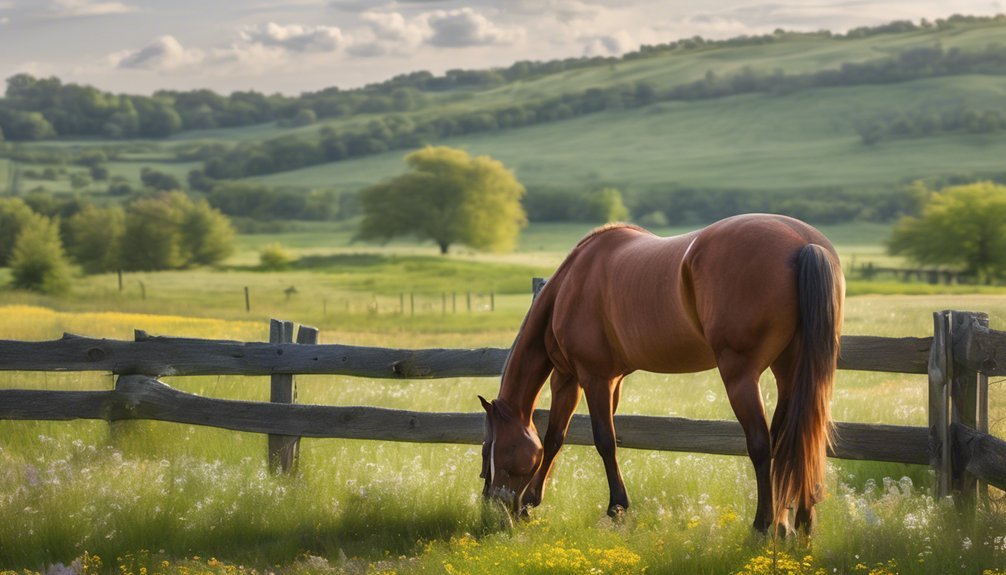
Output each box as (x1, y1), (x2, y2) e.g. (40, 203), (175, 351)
(2, 290), (1006, 573)
(252, 75), (1006, 197)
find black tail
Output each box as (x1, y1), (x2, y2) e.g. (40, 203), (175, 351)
(772, 244), (843, 519)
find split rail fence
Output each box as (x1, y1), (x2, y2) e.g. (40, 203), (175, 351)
(1, 287), (1005, 506)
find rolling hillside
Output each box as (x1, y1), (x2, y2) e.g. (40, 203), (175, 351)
(4, 16), (1006, 224)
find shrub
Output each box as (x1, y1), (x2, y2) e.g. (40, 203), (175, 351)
(0, 197), (35, 266)
(9, 213), (72, 294)
(66, 205), (125, 274)
(259, 243), (294, 269)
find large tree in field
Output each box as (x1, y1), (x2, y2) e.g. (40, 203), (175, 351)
(888, 182), (1006, 282)
(356, 146), (527, 254)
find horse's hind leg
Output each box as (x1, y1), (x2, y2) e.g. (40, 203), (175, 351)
(718, 351), (774, 533)
(523, 370), (581, 509)
(583, 375), (629, 516)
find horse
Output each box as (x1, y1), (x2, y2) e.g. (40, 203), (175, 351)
(478, 213), (844, 535)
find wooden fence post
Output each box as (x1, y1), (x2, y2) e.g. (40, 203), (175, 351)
(532, 277), (546, 301)
(950, 311), (989, 512)
(928, 310), (952, 498)
(268, 319), (295, 474)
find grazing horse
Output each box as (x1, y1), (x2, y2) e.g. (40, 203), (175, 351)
(479, 214), (844, 534)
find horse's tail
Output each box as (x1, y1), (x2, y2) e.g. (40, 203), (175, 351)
(772, 243), (843, 522)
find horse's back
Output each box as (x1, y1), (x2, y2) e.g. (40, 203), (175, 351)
(548, 224), (710, 376)
(546, 215), (840, 377)
(684, 215), (840, 369)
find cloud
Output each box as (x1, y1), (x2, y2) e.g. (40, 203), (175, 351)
(241, 22), (343, 53)
(114, 35), (204, 71)
(425, 7), (523, 47)
(580, 30), (635, 56)
(346, 10), (427, 56)
(48, 0), (134, 18)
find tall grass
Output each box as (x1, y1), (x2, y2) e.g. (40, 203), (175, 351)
(2, 296), (1006, 573)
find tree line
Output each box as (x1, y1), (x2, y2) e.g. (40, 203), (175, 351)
(182, 42), (1006, 181)
(856, 107), (1006, 144)
(0, 191), (235, 293)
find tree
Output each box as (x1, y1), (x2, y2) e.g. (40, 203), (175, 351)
(9, 213), (72, 294)
(585, 187), (630, 223)
(141, 167), (183, 191)
(66, 205), (125, 273)
(356, 146), (527, 254)
(888, 182), (1006, 282)
(121, 194), (185, 271)
(178, 198), (235, 265)
(120, 192), (234, 270)
(0, 197), (35, 266)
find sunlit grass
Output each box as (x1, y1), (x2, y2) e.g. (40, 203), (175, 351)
(2, 297), (1006, 572)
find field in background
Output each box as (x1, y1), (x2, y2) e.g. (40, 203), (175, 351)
(253, 76), (1006, 196)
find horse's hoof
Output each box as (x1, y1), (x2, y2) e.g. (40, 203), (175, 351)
(517, 505), (533, 521)
(521, 491), (542, 509)
(607, 504), (627, 520)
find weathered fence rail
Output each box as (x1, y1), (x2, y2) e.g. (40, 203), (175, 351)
(0, 332), (930, 377)
(1, 374), (931, 465)
(1, 300), (1004, 501)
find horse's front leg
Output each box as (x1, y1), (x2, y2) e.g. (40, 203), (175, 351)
(584, 376), (629, 517)
(523, 370), (581, 509)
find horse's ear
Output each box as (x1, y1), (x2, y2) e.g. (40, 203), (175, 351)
(478, 395), (493, 414)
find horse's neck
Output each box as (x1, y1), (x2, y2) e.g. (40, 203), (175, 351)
(498, 298), (554, 423)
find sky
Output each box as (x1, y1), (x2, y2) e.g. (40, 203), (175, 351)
(0, 0), (1002, 96)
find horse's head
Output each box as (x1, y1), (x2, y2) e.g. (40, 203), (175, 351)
(478, 395), (542, 515)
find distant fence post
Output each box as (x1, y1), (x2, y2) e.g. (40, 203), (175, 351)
(268, 319), (296, 474)
(532, 277), (546, 302)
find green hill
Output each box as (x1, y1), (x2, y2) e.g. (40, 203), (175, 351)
(4, 16), (1006, 225)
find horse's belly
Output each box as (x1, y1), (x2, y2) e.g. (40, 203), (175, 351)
(621, 337), (718, 375)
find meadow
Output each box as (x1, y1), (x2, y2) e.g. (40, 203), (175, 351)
(2, 220), (1006, 575)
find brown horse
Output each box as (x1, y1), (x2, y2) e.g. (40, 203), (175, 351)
(479, 214), (844, 534)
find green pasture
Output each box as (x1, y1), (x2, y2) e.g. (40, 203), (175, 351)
(1, 292), (1005, 574)
(252, 74), (1006, 198)
(0, 222), (1005, 575)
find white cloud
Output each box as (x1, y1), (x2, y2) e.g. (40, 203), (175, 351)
(362, 11), (426, 44)
(114, 35), (204, 71)
(241, 22), (343, 53)
(580, 30), (635, 56)
(425, 7), (523, 47)
(346, 10), (428, 57)
(48, 0), (134, 18)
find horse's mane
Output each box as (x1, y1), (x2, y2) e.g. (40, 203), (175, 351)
(572, 222), (647, 250)
(501, 224), (643, 381)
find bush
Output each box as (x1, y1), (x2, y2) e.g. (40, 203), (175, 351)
(66, 205), (125, 273)
(259, 243), (294, 269)
(586, 187), (629, 223)
(0, 197), (35, 266)
(9, 213), (72, 294)
(120, 192), (235, 271)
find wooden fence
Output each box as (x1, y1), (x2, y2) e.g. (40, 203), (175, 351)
(1, 298), (1005, 506)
